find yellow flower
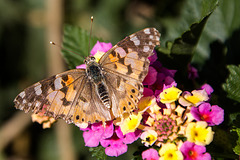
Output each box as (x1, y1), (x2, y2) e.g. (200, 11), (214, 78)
(120, 112), (142, 135)
(138, 96), (156, 113)
(179, 90), (209, 106)
(159, 143), (183, 160)
(140, 130), (158, 147)
(148, 104), (161, 115)
(94, 51), (105, 62)
(159, 87), (182, 104)
(186, 121), (214, 146)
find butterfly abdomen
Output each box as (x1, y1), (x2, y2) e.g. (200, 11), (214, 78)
(85, 57), (111, 109)
(97, 82), (111, 109)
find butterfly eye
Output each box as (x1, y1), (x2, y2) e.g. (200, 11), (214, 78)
(91, 57), (95, 60)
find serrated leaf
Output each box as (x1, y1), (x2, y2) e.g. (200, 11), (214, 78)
(195, 0), (240, 65)
(157, 8), (215, 71)
(89, 146), (107, 160)
(222, 65), (240, 103)
(160, 0), (240, 67)
(62, 24), (103, 69)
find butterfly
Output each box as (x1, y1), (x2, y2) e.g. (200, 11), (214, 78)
(14, 28), (160, 127)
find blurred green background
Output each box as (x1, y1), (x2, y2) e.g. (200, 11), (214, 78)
(0, 0), (240, 160)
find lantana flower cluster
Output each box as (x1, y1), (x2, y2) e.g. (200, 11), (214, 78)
(32, 41), (224, 159)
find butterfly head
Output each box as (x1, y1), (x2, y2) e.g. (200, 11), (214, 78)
(84, 56), (96, 65)
(84, 56), (103, 83)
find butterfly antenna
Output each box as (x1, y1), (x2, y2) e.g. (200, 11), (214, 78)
(88, 16), (94, 56)
(50, 41), (85, 60)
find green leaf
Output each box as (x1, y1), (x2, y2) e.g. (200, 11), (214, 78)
(222, 65), (240, 103)
(195, 0), (240, 65)
(157, 2), (217, 71)
(229, 112), (240, 128)
(89, 146), (107, 160)
(208, 127), (238, 159)
(160, 0), (240, 67)
(218, 0), (240, 37)
(62, 24), (102, 69)
(231, 128), (240, 155)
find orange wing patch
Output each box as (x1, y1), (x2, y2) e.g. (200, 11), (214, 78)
(62, 75), (75, 86)
(109, 54), (119, 62)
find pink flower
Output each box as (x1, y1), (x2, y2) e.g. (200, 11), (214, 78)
(76, 41), (112, 69)
(191, 103), (224, 126)
(76, 64), (86, 69)
(80, 120), (140, 157)
(100, 126), (141, 157)
(143, 87), (154, 97)
(81, 121), (114, 147)
(148, 51), (158, 64)
(100, 132), (128, 157)
(188, 64), (199, 80)
(143, 66), (158, 85)
(90, 41), (112, 55)
(143, 57), (177, 101)
(142, 148), (159, 160)
(200, 84), (214, 96)
(180, 141), (211, 160)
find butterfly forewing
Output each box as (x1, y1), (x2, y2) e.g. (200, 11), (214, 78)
(14, 69), (86, 123)
(99, 28), (160, 81)
(14, 28), (160, 126)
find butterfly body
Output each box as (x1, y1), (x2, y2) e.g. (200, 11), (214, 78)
(14, 28), (160, 126)
(85, 56), (112, 109)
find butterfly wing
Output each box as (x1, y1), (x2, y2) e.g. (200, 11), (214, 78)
(14, 69), (111, 124)
(99, 28), (160, 117)
(14, 28), (160, 125)
(72, 78), (112, 125)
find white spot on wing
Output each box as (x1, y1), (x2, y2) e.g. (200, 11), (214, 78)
(34, 83), (42, 95)
(143, 46), (150, 52)
(19, 91), (26, 98)
(35, 101), (41, 107)
(144, 28), (150, 34)
(115, 47), (127, 58)
(54, 77), (63, 90)
(130, 35), (140, 46)
(48, 91), (58, 102)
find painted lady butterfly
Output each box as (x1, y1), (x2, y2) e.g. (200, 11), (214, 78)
(14, 28), (160, 126)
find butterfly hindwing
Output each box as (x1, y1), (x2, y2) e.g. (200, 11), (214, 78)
(104, 72), (143, 117)
(99, 28), (160, 117)
(72, 79), (112, 125)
